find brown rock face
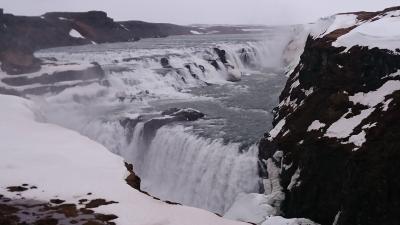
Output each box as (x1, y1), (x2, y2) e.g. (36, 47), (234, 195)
(0, 49), (41, 75)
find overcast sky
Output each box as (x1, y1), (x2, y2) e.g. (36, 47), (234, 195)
(2, 0), (400, 25)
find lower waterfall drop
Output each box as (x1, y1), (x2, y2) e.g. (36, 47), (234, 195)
(128, 125), (260, 214)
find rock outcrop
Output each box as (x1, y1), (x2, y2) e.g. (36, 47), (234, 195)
(0, 10), (193, 75)
(0, 10), (271, 76)
(259, 6), (400, 225)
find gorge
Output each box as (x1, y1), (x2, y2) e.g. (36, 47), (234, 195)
(1, 5), (400, 225)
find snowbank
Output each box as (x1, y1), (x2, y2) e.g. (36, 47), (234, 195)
(0, 94), (245, 225)
(334, 14), (400, 51)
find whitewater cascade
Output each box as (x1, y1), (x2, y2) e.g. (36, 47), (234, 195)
(35, 28), (308, 215)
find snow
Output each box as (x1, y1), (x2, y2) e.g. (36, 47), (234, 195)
(69, 29), (85, 39)
(362, 123), (377, 129)
(0, 94), (246, 225)
(303, 87), (314, 96)
(345, 131), (367, 149)
(287, 168), (301, 191)
(324, 14), (358, 36)
(349, 80), (400, 107)
(333, 14), (400, 51)
(333, 211), (341, 225)
(307, 120), (325, 131)
(325, 108), (375, 139)
(190, 30), (203, 35)
(269, 119), (286, 140)
(382, 98), (393, 111)
(290, 80), (300, 91)
(311, 14), (358, 39)
(382, 70), (400, 79)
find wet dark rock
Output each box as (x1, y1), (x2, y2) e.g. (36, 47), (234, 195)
(34, 218), (59, 225)
(213, 48), (228, 64)
(162, 107), (205, 121)
(160, 57), (172, 68)
(94, 214), (118, 221)
(119, 20), (194, 38)
(184, 64), (199, 79)
(79, 199), (88, 204)
(209, 59), (220, 70)
(119, 115), (143, 143)
(142, 108), (205, 144)
(85, 199), (118, 209)
(240, 48), (257, 68)
(199, 65), (206, 73)
(125, 162), (141, 190)
(50, 199), (65, 204)
(7, 186), (28, 192)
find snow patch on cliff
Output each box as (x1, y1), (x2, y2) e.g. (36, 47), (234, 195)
(311, 14), (358, 39)
(325, 108), (374, 139)
(307, 120), (325, 131)
(269, 119), (286, 140)
(349, 80), (400, 107)
(69, 29), (85, 39)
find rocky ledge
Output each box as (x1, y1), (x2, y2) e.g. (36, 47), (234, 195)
(259, 6), (400, 225)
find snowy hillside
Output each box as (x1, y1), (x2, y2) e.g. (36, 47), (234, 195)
(0, 94), (248, 225)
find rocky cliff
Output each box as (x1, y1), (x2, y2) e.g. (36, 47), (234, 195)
(259, 6), (400, 225)
(0, 10), (271, 76)
(0, 10), (195, 75)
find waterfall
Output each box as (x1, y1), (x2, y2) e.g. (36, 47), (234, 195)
(34, 28), (308, 216)
(127, 125), (260, 214)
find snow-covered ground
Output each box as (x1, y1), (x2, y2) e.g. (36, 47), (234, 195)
(309, 8), (400, 52)
(0, 94), (247, 225)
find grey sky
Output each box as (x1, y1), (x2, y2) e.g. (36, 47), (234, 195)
(2, 0), (399, 25)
